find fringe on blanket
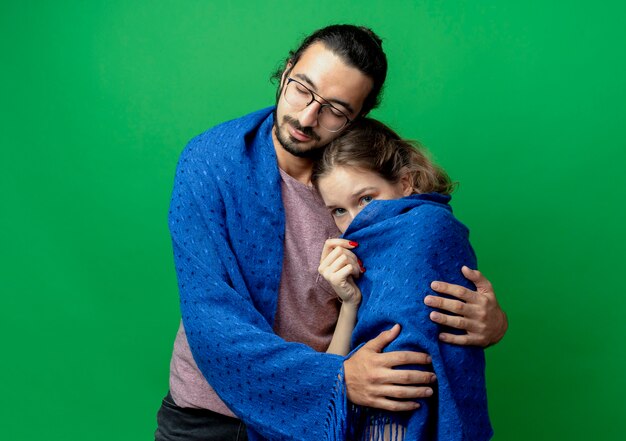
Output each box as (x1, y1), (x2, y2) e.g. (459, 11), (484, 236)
(324, 363), (348, 440)
(348, 406), (409, 441)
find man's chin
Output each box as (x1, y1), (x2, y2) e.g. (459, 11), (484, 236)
(281, 139), (324, 160)
(275, 128), (323, 159)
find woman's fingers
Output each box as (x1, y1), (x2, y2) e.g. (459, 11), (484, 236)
(319, 245), (361, 277)
(320, 238), (358, 260)
(333, 263), (358, 282)
(327, 253), (361, 278)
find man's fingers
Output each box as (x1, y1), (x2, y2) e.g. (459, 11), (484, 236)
(364, 324), (401, 352)
(461, 265), (493, 295)
(380, 367), (436, 385)
(429, 281), (474, 302)
(424, 295), (476, 315)
(368, 397), (421, 412)
(379, 384), (434, 399)
(366, 383), (436, 411)
(439, 332), (485, 346)
(378, 350), (433, 368)
(429, 281), (476, 302)
(429, 310), (473, 331)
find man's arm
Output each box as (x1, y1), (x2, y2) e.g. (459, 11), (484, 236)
(425, 266), (508, 346)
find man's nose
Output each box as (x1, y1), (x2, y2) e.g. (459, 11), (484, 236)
(298, 100), (321, 128)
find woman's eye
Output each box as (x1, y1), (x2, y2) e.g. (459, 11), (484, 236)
(332, 208), (347, 217)
(359, 196), (374, 206)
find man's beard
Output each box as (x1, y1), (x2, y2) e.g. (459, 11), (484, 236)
(273, 112), (324, 160)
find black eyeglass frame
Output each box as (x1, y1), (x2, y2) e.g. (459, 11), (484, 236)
(284, 77), (353, 132)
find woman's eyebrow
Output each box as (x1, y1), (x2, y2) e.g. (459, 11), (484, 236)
(293, 73), (355, 115)
(351, 187), (378, 198)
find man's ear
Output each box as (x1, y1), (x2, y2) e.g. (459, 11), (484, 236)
(280, 62), (293, 88)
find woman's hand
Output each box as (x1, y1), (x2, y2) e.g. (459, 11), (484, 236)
(318, 238), (363, 305)
(425, 266), (508, 347)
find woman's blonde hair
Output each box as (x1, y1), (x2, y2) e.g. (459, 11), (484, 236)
(312, 118), (455, 195)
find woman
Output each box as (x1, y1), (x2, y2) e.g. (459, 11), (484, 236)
(313, 118), (493, 441)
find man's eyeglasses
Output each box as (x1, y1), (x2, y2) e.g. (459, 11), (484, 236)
(282, 77), (352, 132)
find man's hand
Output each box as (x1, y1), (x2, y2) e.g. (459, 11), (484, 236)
(344, 324), (436, 411)
(425, 266), (508, 347)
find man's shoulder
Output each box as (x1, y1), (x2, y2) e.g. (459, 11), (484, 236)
(173, 106), (275, 183)
(186, 106), (274, 154)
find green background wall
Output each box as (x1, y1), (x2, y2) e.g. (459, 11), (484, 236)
(2, 1), (625, 439)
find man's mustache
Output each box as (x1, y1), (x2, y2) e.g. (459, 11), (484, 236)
(283, 116), (321, 142)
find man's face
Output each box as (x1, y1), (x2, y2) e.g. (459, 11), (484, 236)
(273, 43), (373, 158)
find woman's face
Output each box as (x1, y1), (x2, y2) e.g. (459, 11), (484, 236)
(317, 165), (412, 233)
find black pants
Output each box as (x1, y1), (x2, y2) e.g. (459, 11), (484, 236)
(155, 392), (248, 441)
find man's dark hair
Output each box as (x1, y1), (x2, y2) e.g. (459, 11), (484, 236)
(272, 24), (387, 116)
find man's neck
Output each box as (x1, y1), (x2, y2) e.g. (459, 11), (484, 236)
(272, 130), (314, 185)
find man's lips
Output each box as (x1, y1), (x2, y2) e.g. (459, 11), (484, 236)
(289, 125), (313, 142)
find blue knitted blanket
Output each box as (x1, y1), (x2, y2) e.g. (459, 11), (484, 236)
(339, 193), (493, 440)
(170, 108), (346, 440)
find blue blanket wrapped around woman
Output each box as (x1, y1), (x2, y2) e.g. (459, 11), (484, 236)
(339, 193), (493, 440)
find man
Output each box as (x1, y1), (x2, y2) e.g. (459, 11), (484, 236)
(155, 25), (507, 441)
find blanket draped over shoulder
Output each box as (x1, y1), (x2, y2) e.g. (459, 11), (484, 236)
(338, 194), (493, 441)
(170, 107), (347, 441)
